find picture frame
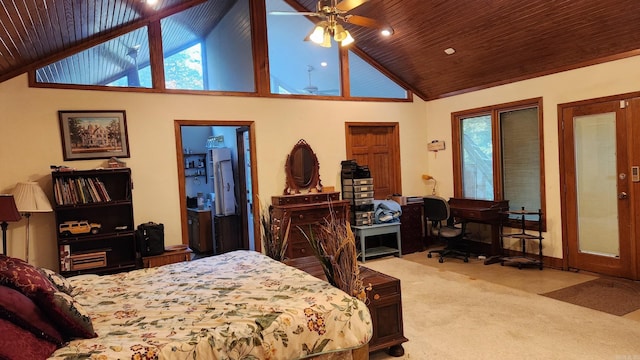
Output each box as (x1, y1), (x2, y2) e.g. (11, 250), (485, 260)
(58, 110), (130, 161)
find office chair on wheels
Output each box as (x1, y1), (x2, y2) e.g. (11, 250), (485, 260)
(424, 196), (469, 263)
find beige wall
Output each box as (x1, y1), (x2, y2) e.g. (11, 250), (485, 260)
(3, 54), (640, 270)
(425, 54), (640, 258)
(0, 75), (427, 270)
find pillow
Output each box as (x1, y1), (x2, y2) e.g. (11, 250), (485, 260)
(0, 318), (58, 360)
(0, 285), (63, 345)
(0, 255), (57, 298)
(39, 267), (74, 295)
(0, 256), (96, 340)
(39, 290), (97, 340)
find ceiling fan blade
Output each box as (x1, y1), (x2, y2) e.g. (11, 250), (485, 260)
(335, 0), (369, 12)
(343, 14), (390, 30)
(269, 11), (319, 16)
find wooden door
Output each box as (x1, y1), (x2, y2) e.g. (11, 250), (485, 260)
(560, 99), (634, 278)
(345, 123), (401, 199)
(236, 127), (250, 250)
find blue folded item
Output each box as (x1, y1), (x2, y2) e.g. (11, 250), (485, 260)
(373, 200), (402, 223)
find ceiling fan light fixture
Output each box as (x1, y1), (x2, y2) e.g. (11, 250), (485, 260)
(333, 24), (348, 42)
(310, 22), (328, 44)
(340, 30), (354, 47)
(320, 30), (332, 47)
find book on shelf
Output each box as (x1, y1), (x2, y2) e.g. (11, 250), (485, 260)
(54, 177), (112, 205)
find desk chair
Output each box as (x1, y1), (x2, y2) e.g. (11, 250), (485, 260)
(424, 196), (469, 263)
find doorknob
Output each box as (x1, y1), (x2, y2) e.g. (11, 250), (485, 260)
(618, 192), (628, 199)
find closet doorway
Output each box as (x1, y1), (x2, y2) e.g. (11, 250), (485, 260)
(174, 120), (260, 254)
(345, 122), (402, 199)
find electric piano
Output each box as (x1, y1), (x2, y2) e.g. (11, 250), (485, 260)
(448, 197), (509, 264)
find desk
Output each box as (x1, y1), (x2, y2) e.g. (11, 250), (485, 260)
(352, 223), (402, 263)
(448, 198), (509, 264)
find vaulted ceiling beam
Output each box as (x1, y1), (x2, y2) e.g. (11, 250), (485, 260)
(0, 0), (207, 83)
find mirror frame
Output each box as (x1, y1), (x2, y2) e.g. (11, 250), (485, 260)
(284, 139), (322, 194)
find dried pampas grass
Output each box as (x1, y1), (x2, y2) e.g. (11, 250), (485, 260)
(260, 203), (290, 261)
(299, 212), (366, 302)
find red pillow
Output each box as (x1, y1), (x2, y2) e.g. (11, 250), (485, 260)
(0, 256), (96, 340)
(0, 255), (57, 297)
(0, 318), (58, 360)
(39, 290), (97, 340)
(0, 285), (63, 345)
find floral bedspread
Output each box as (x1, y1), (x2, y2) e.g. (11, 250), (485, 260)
(49, 250), (372, 360)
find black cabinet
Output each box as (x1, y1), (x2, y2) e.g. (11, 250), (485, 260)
(399, 202), (425, 254)
(52, 168), (137, 276)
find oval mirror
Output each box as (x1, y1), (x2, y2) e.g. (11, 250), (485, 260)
(284, 139), (322, 194)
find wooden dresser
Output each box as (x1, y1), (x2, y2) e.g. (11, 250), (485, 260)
(271, 192), (349, 259)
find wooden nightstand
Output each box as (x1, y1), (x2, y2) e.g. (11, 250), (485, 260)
(142, 248), (192, 268)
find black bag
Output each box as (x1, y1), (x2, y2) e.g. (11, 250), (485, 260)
(136, 222), (164, 256)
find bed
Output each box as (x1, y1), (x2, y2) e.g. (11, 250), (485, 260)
(0, 250), (372, 360)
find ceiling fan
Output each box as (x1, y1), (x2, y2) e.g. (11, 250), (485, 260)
(270, 0), (394, 48)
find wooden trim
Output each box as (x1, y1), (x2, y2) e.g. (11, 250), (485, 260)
(27, 0), (412, 104)
(451, 97), (546, 231)
(250, 0), (270, 95)
(147, 20), (165, 91)
(340, 47), (351, 97)
(20, 0), (207, 86)
(174, 119), (260, 253)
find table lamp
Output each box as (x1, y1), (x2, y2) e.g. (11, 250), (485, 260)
(422, 174), (437, 195)
(0, 194), (22, 256)
(11, 182), (53, 262)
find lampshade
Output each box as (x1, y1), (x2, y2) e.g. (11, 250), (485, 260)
(309, 21), (328, 44)
(11, 182), (53, 213)
(0, 194), (21, 222)
(309, 21), (354, 48)
(340, 30), (354, 47)
(333, 24), (348, 42)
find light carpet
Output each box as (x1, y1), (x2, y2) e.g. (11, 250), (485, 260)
(364, 257), (640, 360)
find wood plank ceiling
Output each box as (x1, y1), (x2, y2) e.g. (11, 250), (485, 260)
(2, 0), (640, 100)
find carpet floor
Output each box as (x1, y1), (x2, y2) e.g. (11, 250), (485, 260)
(364, 256), (640, 360)
(542, 277), (640, 316)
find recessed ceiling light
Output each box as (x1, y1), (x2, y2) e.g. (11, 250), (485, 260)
(444, 47), (456, 55)
(381, 28), (393, 37)
(320, 62), (328, 67)
(145, 0), (158, 5)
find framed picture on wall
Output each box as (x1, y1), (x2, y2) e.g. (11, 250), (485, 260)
(58, 110), (130, 161)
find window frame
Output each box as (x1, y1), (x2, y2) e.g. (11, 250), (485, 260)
(451, 97), (546, 231)
(28, 0), (412, 102)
